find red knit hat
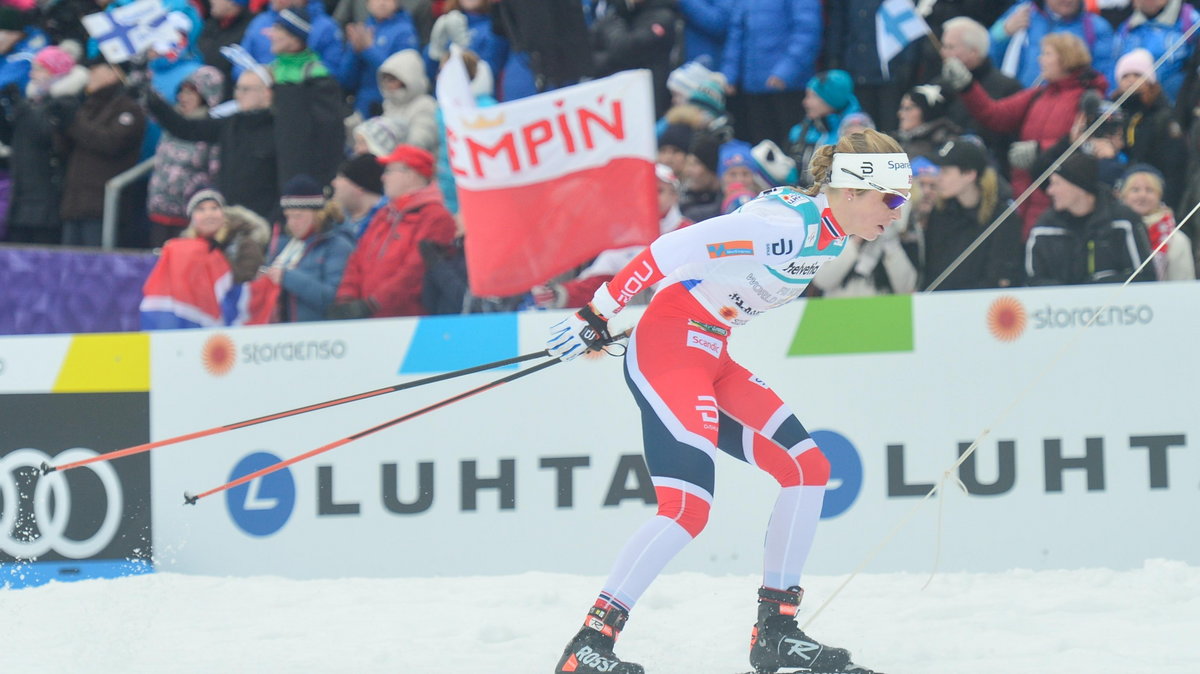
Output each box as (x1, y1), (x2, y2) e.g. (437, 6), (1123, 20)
(377, 144), (434, 179)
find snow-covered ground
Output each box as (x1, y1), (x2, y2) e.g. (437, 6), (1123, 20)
(4, 560), (1199, 673)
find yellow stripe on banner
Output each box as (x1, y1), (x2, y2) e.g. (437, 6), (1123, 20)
(53, 333), (150, 393)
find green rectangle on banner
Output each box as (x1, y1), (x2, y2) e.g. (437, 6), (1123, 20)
(788, 295), (914, 356)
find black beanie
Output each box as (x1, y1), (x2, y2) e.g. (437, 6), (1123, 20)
(659, 123), (695, 153)
(1054, 153), (1100, 196)
(690, 132), (721, 176)
(280, 174), (327, 210)
(339, 154), (384, 195)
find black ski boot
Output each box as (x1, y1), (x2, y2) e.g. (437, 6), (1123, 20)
(555, 601), (645, 674)
(748, 586), (856, 673)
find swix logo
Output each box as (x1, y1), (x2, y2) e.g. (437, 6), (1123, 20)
(615, 260), (655, 303)
(707, 240), (755, 258)
(572, 646), (620, 672)
(859, 161), (874, 175)
(783, 637), (821, 661)
(749, 375), (769, 389)
(696, 395), (719, 430)
(767, 238), (794, 256)
(686, 330), (723, 359)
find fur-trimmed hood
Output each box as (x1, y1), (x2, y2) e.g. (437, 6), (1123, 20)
(25, 65), (89, 100)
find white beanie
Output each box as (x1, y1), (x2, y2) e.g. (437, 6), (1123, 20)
(1116, 48), (1156, 84)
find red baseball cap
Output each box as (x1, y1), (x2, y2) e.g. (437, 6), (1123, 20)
(377, 144), (434, 179)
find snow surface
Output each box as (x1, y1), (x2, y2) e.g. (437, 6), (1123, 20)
(4, 560), (1199, 673)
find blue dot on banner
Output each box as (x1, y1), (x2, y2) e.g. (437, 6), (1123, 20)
(399, 313), (520, 374)
(226, 452), (296, 537)
(812, 430), (864, 519)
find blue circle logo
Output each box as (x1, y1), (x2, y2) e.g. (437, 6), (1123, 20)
(225, 452), (295, 537)
(812, 430), (863, 519)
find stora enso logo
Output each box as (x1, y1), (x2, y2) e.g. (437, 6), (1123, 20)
(987, 296), (1027, 342)
(202, 334), (237, 376)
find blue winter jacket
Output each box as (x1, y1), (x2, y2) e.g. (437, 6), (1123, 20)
(990, 2), (1115, 88)
(342, 12), (420, 116)
(678, 0), (731, 70)
(464, 12), (509, 86)
(240, 1), (347, 81)
(1112, 3), (1200, 103)
(272, 228), (355, 322)
(721, 0), (822, 94)
(0, 30), (47, 92)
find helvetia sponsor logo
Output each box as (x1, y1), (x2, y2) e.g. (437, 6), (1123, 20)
(986, 296), (1154, 342)
(202, 334), (237, 376)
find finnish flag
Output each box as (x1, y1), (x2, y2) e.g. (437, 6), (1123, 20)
(876, 0), (931, 77)
(81, 0), (176, 64)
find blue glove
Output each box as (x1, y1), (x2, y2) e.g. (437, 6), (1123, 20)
(546, 304), (611, 361)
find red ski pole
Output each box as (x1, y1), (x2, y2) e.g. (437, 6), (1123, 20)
(43, 350), (549, 475)
(183, 357), (562, 505)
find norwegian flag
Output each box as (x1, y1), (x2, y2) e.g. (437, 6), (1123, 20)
(140, 239), (277, 329)
(818, 208), (846, 250)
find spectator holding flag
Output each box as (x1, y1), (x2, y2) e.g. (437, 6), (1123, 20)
(59, 57), (146, 246)
(0, 5), (46, 92)
(140, 188), (276, 328)
(989, 0), (1115, 89)
(142, 50), (279, 220)
(827, 0), (939, 133)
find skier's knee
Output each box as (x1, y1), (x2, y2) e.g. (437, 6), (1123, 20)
(655, 486), (711, 537)
(797, 447), (830, 486)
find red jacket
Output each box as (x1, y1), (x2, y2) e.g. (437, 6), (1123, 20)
(336, 184), (456, 317)
(962, 68), (1108, 239)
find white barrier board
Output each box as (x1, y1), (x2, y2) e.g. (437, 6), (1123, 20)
(146, 284), (1200, 578)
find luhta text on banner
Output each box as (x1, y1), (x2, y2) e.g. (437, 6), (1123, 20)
(437, 49), (659, 297)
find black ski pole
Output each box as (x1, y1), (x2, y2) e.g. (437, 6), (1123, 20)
(184, 357), (562, 505)
(44, 350), (550, 475)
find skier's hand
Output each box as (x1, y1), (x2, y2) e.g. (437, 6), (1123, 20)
(546, 304), (611, 361)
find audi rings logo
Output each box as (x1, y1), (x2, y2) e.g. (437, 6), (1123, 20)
(0, 448), (123, 559)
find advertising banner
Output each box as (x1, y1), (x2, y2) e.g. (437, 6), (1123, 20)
(146, 284), (1200, 579)
(0, 334), (152, 588)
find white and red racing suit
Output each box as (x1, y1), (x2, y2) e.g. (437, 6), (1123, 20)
(590, 187), (850, 614)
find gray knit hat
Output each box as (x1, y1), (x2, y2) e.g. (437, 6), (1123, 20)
(186, 188), (226, 217)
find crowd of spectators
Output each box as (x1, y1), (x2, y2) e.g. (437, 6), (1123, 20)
(2, 0), (1199, 328)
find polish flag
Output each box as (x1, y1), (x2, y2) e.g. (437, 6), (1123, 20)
(437, 49), (659, 298)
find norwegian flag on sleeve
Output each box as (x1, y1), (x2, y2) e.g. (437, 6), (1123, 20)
(437, 49), (659, 297)
(139, 239), (277, 329)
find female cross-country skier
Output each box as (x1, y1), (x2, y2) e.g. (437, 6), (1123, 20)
(546, 129), (911, 674)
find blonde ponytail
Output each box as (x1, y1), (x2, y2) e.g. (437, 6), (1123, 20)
(978, 167), (999, 226)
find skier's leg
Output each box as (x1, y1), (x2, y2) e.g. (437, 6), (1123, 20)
(713, 363), (829, 589)
(556, 313), (724, 674)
